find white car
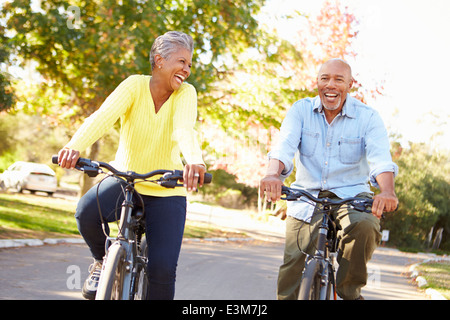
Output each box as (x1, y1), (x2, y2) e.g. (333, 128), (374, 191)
(0, 161), (57, 196)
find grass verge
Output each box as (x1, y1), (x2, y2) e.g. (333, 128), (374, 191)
(416, 260), (450, 299)
(0, 192), (246, 240)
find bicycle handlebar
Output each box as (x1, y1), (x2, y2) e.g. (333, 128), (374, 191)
(51, 155), (212, 188)
(281, 186), (373, 213)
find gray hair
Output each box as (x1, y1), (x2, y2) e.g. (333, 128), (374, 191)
(149, 31), (194, 70)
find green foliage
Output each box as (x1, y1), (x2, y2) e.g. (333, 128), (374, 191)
(1, 0), (265, 120)
(1, 0), (266, 194)
(0, 151), (18, 173)
(201, 169), (258, 209)
(0, 24), (16, 112)
(382, 143), (450, 251)
(0, 112), (69, 170)
(0, 112), (18, 156)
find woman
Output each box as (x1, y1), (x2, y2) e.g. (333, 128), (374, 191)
(57, 31), (206, 300)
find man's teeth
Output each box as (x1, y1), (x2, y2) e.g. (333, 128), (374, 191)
(325, 94), (338, 97)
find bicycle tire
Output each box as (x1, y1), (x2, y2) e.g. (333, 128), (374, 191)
(134, 237), (149, 300)
(298, 259), (325, 300)
(96, 242), (127, 300)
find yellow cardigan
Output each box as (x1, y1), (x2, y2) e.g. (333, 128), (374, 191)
(65, 75), (205, 197)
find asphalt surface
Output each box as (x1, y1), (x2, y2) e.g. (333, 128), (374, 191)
(0, 240), (434, 300)
(0, 199), (437, 300)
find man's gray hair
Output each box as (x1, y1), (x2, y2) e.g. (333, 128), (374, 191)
(149, 31), (194, 70)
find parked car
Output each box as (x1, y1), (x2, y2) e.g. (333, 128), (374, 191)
(0, 161), (57, 196)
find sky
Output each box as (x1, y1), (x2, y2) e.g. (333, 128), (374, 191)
(262, 0), (450, 151)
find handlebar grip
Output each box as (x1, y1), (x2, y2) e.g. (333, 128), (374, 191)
(51, 154), (92, 167)
(204, 173), (212, 184)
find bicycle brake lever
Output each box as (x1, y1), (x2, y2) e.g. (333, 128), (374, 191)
(281, 194), (301, 201)
(76, 165), (101, 177)
(351, 202), (372, 214)
(159, 171), (184, 188)
(159, 180), (178, 188)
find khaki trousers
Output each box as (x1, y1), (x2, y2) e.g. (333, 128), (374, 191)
(277, 191), (381, 300)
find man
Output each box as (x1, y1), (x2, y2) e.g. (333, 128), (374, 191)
(260, 58), (398, 300)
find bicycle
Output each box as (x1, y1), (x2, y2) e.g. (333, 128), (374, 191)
(52, 155), (211, 300)
(280, 186), (375, 300)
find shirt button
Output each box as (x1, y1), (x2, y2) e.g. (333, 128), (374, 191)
(327, 143), (331, 147)
(323, 180), (327, 184)
(325, 161), (328, 165)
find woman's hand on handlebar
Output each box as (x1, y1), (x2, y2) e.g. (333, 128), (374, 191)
(58, 148), (80, 169)
(183, 164), (206, 192)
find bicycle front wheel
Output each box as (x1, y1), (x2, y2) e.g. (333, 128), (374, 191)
(96, 242), (128, 300)
(298, 258), (329, 300)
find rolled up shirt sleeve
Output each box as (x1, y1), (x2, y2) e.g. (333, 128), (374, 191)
(268, 102), (303, 179)
(365, 110), (399, 188)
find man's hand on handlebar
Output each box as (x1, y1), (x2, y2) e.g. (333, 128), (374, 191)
(259, 159), (285, 202)
(372, 191), (398, 219)
(58, 148), (80, 169)
(259, 174), (283, 202)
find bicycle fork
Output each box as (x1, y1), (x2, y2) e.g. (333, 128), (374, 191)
(314, 214), (338, 300)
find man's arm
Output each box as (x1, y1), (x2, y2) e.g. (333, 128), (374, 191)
(259, 159), (285, 202)
(372, 172), (398, 218)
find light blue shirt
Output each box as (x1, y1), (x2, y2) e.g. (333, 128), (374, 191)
(269, 94), (398, 221)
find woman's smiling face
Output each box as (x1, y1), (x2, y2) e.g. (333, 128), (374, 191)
(157, 46), (192, 91)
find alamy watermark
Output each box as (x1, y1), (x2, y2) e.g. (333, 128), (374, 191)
(66, 5), (81, 30)
(367, 265), (381, 289)
(66, 264), (81, 290)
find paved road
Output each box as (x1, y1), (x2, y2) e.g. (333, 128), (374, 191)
(178, 241), (433, 300)
(0, 238), (432, 300)
(0, 199), (435, 300)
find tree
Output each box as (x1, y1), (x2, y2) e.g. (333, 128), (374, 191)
(200, 0), (367, 187)
(383, 142), (450, 250)
(1, 0), (265, 194)
(0, 24), (16, 111)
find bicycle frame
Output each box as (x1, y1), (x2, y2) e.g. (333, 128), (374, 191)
(281, 186), (374, 300)
(98, 182), (147, 300)
(308, 209), (338, 300)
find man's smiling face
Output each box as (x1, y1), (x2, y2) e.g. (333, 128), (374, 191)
(317, 59), (353, 111)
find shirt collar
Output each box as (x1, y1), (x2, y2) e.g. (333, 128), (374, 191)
(314, 94), (356, 119)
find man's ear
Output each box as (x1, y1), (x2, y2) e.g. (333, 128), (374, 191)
(348, 77), (355, 91)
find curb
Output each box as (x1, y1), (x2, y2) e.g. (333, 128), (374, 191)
(0, 236), (257, 249)
(408, 256), (449, 300)
(0, 238), (85, 249)
(183, 237), (255, 243)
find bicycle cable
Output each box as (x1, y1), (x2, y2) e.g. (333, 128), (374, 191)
(95, 174), (124, 238)
(293, 197), (354, 256)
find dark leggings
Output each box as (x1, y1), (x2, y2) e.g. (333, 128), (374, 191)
(74, 176), (186, 300)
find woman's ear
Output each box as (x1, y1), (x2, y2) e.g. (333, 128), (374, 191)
(154, 54), (164, 69)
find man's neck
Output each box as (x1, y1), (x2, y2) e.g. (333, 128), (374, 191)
(323, 107), (342, 124)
